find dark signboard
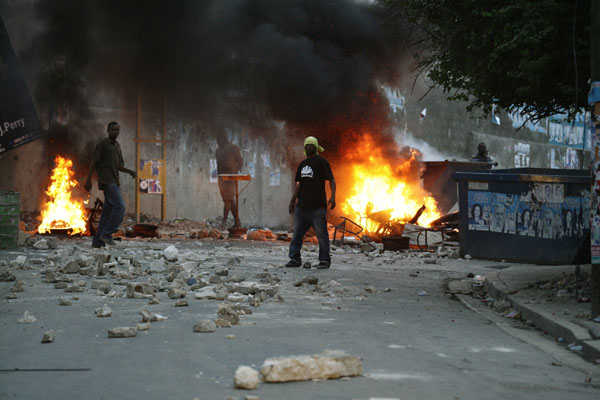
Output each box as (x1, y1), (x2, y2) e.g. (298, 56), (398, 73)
(0, 13), (42, 155)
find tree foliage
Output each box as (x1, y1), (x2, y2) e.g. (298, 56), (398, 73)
(378, 0), (591, 122)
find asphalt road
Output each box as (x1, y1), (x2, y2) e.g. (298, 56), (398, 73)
(0, 238), (598, 400)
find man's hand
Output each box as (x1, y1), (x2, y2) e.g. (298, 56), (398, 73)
(84, 179), (92, 192)
(289, 199), (296, 214)
(129, 170), (137, 179)
(328, 197), (336, 210)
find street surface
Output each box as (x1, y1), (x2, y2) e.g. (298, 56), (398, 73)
(1, 238), (599, 400)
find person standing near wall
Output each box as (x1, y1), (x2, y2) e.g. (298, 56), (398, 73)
(216, 131), (243, 228)
(287, 136), (336, 269)
(85, 121), (136, 248)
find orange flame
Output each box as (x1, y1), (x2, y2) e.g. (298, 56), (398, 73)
(38, 156), (87, 235)
(340, 134), (440, 232)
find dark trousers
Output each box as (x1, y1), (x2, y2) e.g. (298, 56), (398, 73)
(289, 207), (330, 263)
(93, 183), (125, 245)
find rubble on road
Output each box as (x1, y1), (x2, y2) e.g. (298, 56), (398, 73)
(10, 279), (24, 292)
(234, 366), (260, 389)
(59, 296), (72, 306)
(139, 308), (167, 322)
(108, 327), (138, 338)
(95, 304), (113, 317)
(193, 320), (216, 333)
(41, 330), (55, 343)
(260, 350), (363, 382)
(17, 311), (37, 323)
(217, 303), (240, 325)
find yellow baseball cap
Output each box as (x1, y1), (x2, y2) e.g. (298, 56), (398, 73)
(304, 136), (324, 152)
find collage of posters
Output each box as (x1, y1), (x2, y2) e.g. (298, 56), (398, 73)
(467, 184), (588, 241)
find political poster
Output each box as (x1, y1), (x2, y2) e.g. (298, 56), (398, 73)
(0, 14), (42, 155)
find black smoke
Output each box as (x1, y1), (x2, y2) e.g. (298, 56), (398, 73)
(25, 0), (405, 140)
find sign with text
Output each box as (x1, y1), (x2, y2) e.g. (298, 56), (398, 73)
(0, 14), (42, 155)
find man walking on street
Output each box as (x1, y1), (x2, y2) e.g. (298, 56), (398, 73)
(85, 121), (136, 248)
(216, 131), (244, 228)
(287, 136), (336, 269)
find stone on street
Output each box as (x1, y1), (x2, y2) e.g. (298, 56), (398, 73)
(234, 366), (260, 390)
(108, 327), (138, 338)
(260, 350), (363, 382)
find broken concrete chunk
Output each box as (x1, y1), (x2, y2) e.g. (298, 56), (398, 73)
(10, 280), (24, 293)
(274, 294), (285, 303)
(65, 284), (84, 293)
(148, 296), (160, 305)
(58, 296), (72, 306)
(215, 318), (232, 328)
(17, 311), (37, 323)
(136, 323), (150, 331)
(14, 255), (27, 267)
(209, 275), (222, 284)
(126, 282), (154, 298)
(33, 239), (49, 250)
(260, 350), (362, 383)
(215, 267), (229, 276)
(174, 299), (188, 307)
(168, 287), (187, 299)
(108, 327), (137, 338)
(234, 366), (260, 390)
(0, 267), (16, 282)
(163, 245), (179, 261)
(364, 285), (376, 294)
(139, 308), (167, 322)
(217, 303), (240, 325)
(41, 330), (55, 343)
(61, 259), (80, 274)
(95, 304), (113, 317)
(195, 286), (216, 300)
(54, 282), (68, 289)
(193, 320), (216, 333)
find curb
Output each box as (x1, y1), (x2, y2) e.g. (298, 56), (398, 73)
(483, 271), (600, 363)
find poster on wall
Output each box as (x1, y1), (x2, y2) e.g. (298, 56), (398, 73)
(209, 159), (218, 183)
(0, 15), (43, 155)
(269, 168), (280, 186)
(139, 159), (165, 194)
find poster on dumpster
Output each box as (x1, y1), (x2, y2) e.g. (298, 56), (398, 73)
(593, 121), (600, 261)
(0, 15), (43, 155)
(467, 190), (491, 231)
(489, 193), (518, 234)
(139, 159), (164, 194)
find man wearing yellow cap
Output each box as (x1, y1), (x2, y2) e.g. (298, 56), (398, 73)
(287, 136), (336, 269)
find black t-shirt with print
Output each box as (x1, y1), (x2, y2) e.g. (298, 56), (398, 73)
(295, 155), (334, 211)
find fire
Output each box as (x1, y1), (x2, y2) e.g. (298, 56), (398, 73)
(340, 134), (440, 232)
(38, 156), (88, 235)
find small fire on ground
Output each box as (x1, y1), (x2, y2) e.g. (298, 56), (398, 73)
(340, 133), (440, 233)
(38, 155), (88, 235)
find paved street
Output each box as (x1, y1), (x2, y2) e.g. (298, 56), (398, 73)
(1, 238), (599, 400)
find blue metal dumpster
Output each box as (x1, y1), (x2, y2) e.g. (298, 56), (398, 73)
(453, 168), (590, 264)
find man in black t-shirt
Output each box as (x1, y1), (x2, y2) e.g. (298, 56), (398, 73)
(286, 136), (336, 269)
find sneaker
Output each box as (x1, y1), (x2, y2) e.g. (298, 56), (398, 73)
(100, 235), (116, 246)
(285, 259), (301, 268)
(317, 261), (331, 269)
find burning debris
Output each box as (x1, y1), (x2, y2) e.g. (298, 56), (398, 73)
(37, 155), (88, 236)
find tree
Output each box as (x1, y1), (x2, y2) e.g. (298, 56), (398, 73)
(378, 0), (591, 122)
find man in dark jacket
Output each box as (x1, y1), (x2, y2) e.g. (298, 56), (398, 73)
(287, 136), (336, 269)
(85, 121), (135, 247)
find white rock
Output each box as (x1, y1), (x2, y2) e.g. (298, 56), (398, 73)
(163, 245), (179, 261)
(195, 286), (216, 300)
(234, 366), (260, 390)
(41, 330), (55, 343)
(17, 311), (37, 323)
(14, 255), (27, 266)
(33, 239), (49, 250)
(193, 320), (216, 333)
(260, 350), (362, 382)
(95, 304), (113, 317)
(108, 327), (137, 338)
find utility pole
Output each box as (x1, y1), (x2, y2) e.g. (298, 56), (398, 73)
(591, 0), (600, 318)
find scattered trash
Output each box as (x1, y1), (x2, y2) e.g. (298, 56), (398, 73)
(557, 337), (565, 343)
(417, 291), (427, 296)
(567, 343), (583, 352)
(504, 310), (521, 319)
(593, 316), (600, 323)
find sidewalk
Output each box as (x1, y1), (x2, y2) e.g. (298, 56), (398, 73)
(482, 264), (600, 363)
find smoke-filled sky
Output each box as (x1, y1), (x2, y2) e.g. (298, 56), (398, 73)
(26, 0), (406, 138)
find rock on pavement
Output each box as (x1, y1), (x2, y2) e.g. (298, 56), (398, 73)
(234, 366), (260, 390)
(260, 350), (362, 382)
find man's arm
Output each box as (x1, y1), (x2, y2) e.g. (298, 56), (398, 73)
(289, 182), (300, 214)
(84, 162), (95, 192)
(328, 178), (336, 210)
(119, 165), (136, 178)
